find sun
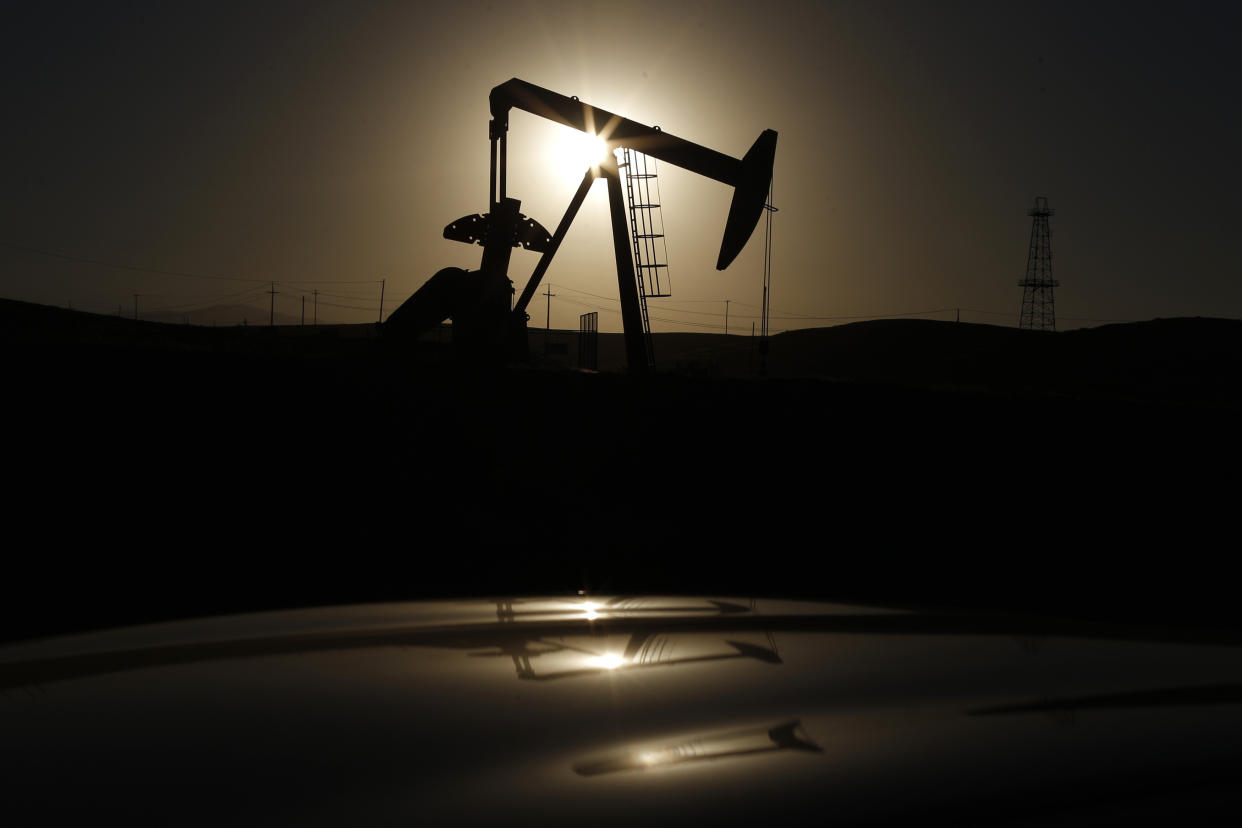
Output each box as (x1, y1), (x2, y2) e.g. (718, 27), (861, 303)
(579, 133), (609, 166)
(547, 126), (611, 180)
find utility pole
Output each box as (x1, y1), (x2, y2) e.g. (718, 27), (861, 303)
(724, 299), (730, 335)
(301, 295), (306, 327)
(543, 284), (556, 333)
(313, 289), (318, 326)
(759, 180), (777, 377)
(268, 282), (278, 327)
(378, 279), (386, 323)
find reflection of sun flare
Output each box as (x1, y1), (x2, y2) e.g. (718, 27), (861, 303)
(587, 653), (626, 670)
(581, 600), (599, 620)
(548, 128), (610, 180)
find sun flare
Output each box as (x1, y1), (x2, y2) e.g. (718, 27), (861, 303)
(547, 128), (611, 180)
(587, 653), (626, 670)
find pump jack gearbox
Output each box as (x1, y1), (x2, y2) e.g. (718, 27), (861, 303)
(384, 78), (777, 373)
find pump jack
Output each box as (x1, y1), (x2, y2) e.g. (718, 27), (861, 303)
(385, 78), (777, 373)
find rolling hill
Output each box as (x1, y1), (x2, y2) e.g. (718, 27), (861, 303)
(3, 297), (1239, 641)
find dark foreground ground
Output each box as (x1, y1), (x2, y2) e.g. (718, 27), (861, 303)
(4, 299), (1240, 641)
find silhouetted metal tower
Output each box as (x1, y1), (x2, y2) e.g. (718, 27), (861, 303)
(1018, 196), (1059, 331)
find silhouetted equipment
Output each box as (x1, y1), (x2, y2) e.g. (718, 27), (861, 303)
(384, 78), (777, 372)
(1018, 196), (1059, 331)
(542, 284), (555, 335)
(759, 181), (777, 375)
(578, 311), (598, 370)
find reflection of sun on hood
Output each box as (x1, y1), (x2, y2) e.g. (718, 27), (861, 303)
(4, 596), (1242, 825)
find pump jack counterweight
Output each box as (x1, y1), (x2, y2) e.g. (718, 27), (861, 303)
(384, 78), (777, 374)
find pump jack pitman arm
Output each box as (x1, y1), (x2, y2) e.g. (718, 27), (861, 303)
(489, 78), (777, 272)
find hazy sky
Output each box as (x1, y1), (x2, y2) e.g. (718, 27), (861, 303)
(3, 1), (1240, 331)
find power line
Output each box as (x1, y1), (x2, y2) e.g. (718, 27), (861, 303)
(776, 308), (959, 321)
(557, 283), (963, 323)
(549, 284), (620, 304)
(315, 298), (382, 312)
(284, 288), (380, 302)
(557, 296), (621, 315)
(533, 283), (1142, 331)
(648, 314), (727, 330)
(143, 284), (271, 313)
(2, 242), (385, 285)
(4, 243), (265, 284)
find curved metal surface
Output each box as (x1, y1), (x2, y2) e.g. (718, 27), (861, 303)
(4, 597), (1242, 825)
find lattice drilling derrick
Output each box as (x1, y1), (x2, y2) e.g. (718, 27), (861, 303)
(1018, 196), (1059, 331)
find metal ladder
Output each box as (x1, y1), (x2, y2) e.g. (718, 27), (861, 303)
(619, 148), (671, 366)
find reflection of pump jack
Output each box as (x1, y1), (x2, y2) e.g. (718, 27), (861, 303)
(468, 638), (571, 681)
(385, 78), (777, 373)
(573, 720), (823, 776)
(470, 599), (780, 682)
(470, 630), (781, 682)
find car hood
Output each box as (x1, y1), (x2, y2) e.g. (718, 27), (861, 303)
(3, 596), (1242, 825)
